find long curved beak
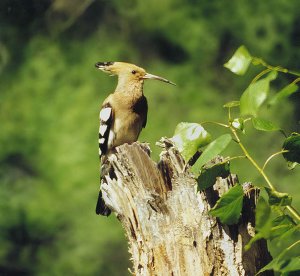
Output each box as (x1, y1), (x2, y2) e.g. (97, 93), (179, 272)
(143, 73), (176, 86)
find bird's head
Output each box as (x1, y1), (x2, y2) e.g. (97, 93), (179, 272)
(95, 61), (176, 86)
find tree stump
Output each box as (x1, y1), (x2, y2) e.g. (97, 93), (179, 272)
(101, 138), (273, 276)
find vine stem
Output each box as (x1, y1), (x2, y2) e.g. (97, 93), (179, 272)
(252, 57), (300, 77)
(283, 239), (300, 255)
(230, 127), (300, 222)
(262, 150), (289, 171)
(200, 121), (229, 128)
(227, 155), (247, 162)
(251, 68), (272, 83)
(291, 77), (300, 85)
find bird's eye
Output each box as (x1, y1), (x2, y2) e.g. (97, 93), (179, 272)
(131, 70), (136, 74)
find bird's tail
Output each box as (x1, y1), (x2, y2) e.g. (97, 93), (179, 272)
(95, 189), (111, 216)
(95, 160), (112, 216)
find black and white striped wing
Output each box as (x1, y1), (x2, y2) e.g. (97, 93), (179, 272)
(98, 103), (114, 159)
(96, 103), (114, 216)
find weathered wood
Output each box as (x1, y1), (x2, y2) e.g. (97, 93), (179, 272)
(101, 139), (273, 276)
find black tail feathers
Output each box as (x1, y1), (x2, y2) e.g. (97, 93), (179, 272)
(95, 190), (111, 216)
(96, 160), (114, 216)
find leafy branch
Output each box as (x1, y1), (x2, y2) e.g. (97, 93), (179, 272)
(171, 45), (300, 274)
(230, 122), (300, 222)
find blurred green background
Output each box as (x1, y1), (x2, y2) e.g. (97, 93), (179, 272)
(1, 0), (300, 275)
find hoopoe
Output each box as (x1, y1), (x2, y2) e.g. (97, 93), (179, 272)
(95, 61), (175, 216)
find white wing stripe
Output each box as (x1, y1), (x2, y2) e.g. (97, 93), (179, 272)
(99, 107), (112, 121)
(99, 138), (105, 144)
(99, 125), (108, 136)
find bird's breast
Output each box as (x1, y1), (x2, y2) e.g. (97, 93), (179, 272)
(113, 110), (143, 146)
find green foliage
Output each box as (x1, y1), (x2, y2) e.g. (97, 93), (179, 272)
(173, 45), (300, 273)
(224, 45), (252, 75)
(209, 184), (244, 225)
(254, 197), (272, 237)
(171, 122), (211, 162)
(252, 117), (281, 132)
(266, 188), (292, 207)
(270, 215), (296, 240)
(223, 101), (240, 108)
(0, 37), (130, 275)
(226, 47), (300, 272)
(283, 133), (300, 164)
(257, 244), (300, 275)
(240, 71), (277, 116)
(191, 134), (232, 176)
(268, 83), (299, 106)
(197, 160), (230, 190)
(246, 198), (299, 251)
(245, 197), (273, 250)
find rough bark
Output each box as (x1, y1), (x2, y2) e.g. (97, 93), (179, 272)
(101, 138), (273, 276)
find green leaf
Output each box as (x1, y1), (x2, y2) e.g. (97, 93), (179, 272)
(252, 117), (281, 132)
(258, 254), (300, 275)
(223, 101), (240, 108)
(197, 160), (230, 190)
(240, 71), (278, 116)
(209, 184), (244, 225)
(270, 215), (296, 240)
(257, 257), (287, 274)
(171, 122), (212, 162)
(245, 196), (272, 250)
(224, 46), (252, 75)
(245, 233), (265, 251)
(265, 188), (292, 206)
(282, 133), (300, 164)
(287, 162), (298, 170)
(280, 257), (300, 274)
(255, 197), (272, 233)
(268, 83), (299, 106)
(278, 223), (300, 239)
(191, 134), (232, 176)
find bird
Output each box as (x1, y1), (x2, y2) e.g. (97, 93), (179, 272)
(95, 61), (175, 216)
